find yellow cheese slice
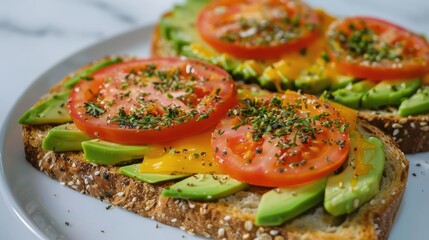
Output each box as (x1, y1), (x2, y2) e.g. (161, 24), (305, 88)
(139, 129), (223, 174)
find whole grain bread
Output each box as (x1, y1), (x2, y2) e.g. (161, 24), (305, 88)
(358, 110), (429, 154)
(21, 58), (409, 239)
(150, 22), (429, 153)
(22, 120), (409, 240)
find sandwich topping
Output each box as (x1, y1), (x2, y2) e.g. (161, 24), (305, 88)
(197, 0), (321, 59)
(68, 58), (237, 144)
(212, 92), (350, 187)
(327, 16), (429, 80)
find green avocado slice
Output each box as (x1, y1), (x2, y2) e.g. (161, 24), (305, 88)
(294, 64), (330, 94)
(119, 164), (190, 184)
(82, 139), (153, 165)
(361, 78), (421, 109)
(255, 177), (326, 226)
(329, 75), (356, 91)
(160, 0), (210, 51)
(324, 133), (385, 216)
(63, 57), (123, 88)
(331, 80), (375, 109)
(42, 123), (92, 152)
(18, 91), (71, 125)
(162, 174), (248, 201)
(398, 86), (429, 116)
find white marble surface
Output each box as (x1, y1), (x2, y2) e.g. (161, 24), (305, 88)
(1, 0), (429, 239)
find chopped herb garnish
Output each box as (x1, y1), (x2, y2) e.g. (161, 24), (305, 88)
(321, 51), (331, 62)
(218, 8), (317, 47)
(84, 101), (105, 117)
(331, 21), (404, 63)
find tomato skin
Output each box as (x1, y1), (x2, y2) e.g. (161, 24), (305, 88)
(212, 93), (350, 187)
(68, 58), (237, 145)
(197, 0), (321, 60)
(327, 16), (429, 81)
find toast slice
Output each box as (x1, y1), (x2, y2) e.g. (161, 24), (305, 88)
(150, 23), (429, 154)
(22, 121), (408, 240)
(21, 63), (409, 239)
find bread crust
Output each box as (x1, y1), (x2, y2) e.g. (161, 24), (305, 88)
(150, 22), (429, 153)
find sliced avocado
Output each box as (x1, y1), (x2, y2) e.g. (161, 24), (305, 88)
(259, 67), (294, 91)
(18, 91), (71, 125)
(119, 164), (190, 184)
(182, 45), (237, 71)
(324, 134), (385, 216)
(361, 78), (421, 109)
(331, 80), (375, 109)
(330, 75), (356, 91)
(294, 64), (330, 94)
(161, 0), (246, 75)
(398, 87), (429, 116)
(160, 0), (210, 51)
(63, 57), (123, 88)
(232, 60), (261, 82)
(82, 139), (152, 165)
(255, 178), (326, 226)
(162, 174), (248, 201)
(42, 123), (92, 152)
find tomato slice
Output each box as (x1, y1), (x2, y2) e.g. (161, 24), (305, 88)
(197, 0), (321, 60)
(68, 58), (237, 145)
(327, 16), (429, 80)
(211, 92), (350, 187)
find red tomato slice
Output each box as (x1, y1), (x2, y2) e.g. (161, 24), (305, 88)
(327, 16), (429, 80)
(197, 0), (321, 60)
(211, 92), (350, 187)
(68, 58), (237, 145)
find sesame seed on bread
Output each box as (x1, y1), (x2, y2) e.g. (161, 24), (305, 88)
(358, 110), (429, 153)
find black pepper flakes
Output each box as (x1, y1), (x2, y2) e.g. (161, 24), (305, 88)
(122, 178), (130, 186)
(222, 150), (228, 156)
(103, 172), (110, 180)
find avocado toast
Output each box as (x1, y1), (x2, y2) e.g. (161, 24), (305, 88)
(19, 56), (409, 239)
(151, 0), (429, 153)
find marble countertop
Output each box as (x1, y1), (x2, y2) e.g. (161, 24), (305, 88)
(1, 0), (429, 239)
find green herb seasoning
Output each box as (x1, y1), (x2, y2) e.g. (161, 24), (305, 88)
(331, 21), (403, 63)
(84, 101), (105, 117)
(227, 95), (348, 149)
(218, 3), (319, 47)
(83, 63), (223, 130)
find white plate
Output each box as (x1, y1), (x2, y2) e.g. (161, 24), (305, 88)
(1, 9), (429, 240)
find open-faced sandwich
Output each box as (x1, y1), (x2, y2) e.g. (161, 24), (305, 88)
(19, 56), (408, 239)
(151, 0), (429, 153)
